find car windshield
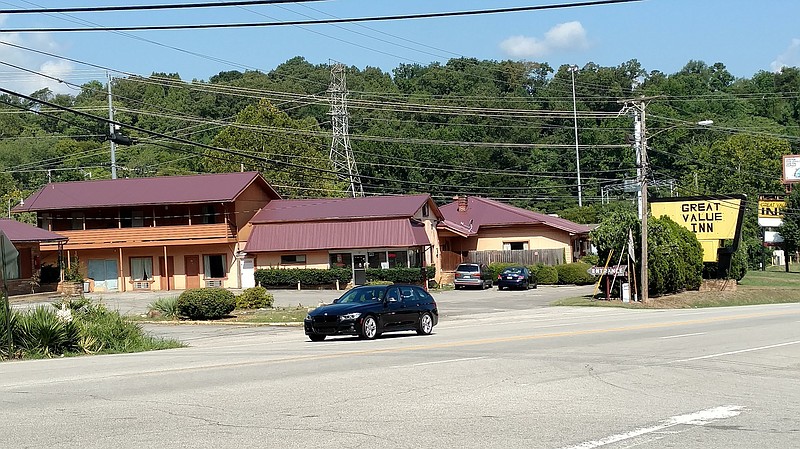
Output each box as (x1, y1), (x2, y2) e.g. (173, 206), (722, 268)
(456, 265), (479, 272)
(336, 287), (385, 304)
(502, 267), (524, 274)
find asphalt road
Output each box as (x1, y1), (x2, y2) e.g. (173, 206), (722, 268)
(2, 294), (799, 448)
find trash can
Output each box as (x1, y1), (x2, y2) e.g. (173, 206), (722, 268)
(621, 282), (630, 303)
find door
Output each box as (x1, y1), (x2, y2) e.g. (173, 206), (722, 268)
(184, 255), (200, 289)
(88, 259), (119, 291)
(352, 254), (367, 285)
(380, 286), (402, 330)
(158, 256), (175, 290)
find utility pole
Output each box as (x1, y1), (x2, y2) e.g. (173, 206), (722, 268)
(328, 61), (363, 197)
(568, 65), (582, 207)
(107, 72), (117, 179)
(619, 96), (660, 303)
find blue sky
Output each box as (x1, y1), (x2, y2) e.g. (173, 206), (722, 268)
(1, 0), (799, 95)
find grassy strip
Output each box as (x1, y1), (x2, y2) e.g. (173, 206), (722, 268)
(131, 306), (310, 324)
(553, 270), (800, 309)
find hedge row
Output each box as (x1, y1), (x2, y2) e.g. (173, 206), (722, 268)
(486, 262), (596, 285)
(176, 288), (236, 320)
(366, 267), (435, 284)
(254, 267), (435, 287)
(254, 268), (352, 287)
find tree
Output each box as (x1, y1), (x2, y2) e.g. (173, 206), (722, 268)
(778, 187), (800, 272)
(210, 99), (344, 197)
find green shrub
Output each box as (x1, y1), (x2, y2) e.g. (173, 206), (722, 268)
(580, 254), (600, 266)
(365, 267), (435, 284)
(74, 302), (181, 354)
(147, 297), (180, 319)
(366, 280), (394, 286)
(530, 264), (558, 284)
(236, 286), (274, 309)
(488, 263), (518, 281)
(255, 268), (352, 287)
(176, 288), (236, 320)
(14, 306), (80, 357)
(648, 216), (703, 295)
(555, 262), (597, 285)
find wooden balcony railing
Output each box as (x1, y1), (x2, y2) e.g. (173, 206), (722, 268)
(40, 223), (237, 250)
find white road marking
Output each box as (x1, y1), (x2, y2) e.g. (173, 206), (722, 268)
(668, 340), (800, 363)
(560, 405), (745, 449)
(389, 356), (485, 369)
(660, 332), (706, 339)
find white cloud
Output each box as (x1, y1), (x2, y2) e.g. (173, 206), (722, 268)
(0, 31), (76, 95)
(771, 38), (800, 72)
(500, 21), (589, 58)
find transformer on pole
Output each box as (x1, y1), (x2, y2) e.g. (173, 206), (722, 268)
(328, 62), (364, 197)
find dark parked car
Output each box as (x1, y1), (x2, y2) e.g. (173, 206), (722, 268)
(496, 266), (536, 290)
(304, 284), (438, 341)
(453, 263), (493, 289)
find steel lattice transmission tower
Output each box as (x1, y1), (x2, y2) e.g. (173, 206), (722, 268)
(328, 62), (364, 197)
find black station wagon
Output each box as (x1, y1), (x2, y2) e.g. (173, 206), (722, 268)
(304, 285), (438, 341)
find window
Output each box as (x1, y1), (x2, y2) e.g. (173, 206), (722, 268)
(130, 257), (153, 281)
(388, 251), (408, 268)
(503, 241), (528, 251)
(71, 212), (85, 230)
(421, 203), (430, 217)
(203, 254), (226, 279)
(131, 210), (144, 228)
(202, 205), (217, 224)
(368, 251), (387, 269)
(329, 253), (352, 268)
(281, 254), (307, 265)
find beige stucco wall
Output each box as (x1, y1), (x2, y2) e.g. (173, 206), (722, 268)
(254, 250), (330, 270)
(474, 226), (574, 262)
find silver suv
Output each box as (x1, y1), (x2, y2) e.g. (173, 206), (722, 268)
(453, 263), (492, 289)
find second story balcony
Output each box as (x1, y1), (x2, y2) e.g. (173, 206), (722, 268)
(40, 222), (237, 251)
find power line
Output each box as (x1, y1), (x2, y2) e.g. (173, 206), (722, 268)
(0, 0), (324, 14)
(4, 0), (643, 32)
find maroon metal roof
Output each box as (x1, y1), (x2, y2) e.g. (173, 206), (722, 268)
(244, 218), (431, 252)
(16, 172), (280, 212)
(0, 219), (67, 243)
(439, 196), (592, 235)
(250, 194), (441, 223)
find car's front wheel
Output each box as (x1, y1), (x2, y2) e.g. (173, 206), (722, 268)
(359, 315), (379, 340)
(417, 312), (434, 335)
(308, 333), (326, 342)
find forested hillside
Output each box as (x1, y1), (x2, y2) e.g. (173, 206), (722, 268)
(1, 57), (796, 226)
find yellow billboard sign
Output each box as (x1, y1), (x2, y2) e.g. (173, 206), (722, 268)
(758, 197), (785, 219)
(650, 196), (745, 263)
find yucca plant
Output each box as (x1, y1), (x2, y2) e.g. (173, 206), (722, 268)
(0, 304), (19, 359)
(146, 297), (179, 319)
(15, 306), (80, 357)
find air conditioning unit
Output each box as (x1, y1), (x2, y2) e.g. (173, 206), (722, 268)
(205, 279), (223, 288)
(133, 281), (151, 290)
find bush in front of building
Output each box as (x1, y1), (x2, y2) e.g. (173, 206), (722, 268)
(365, 267), (435, 284)
(487, 263), (518, 281)
(530, 264), (558, 285)
(648, 216), (703, 295)
(236, 286), (274, 309)
(176, 288), (236, 320)
(254, 268), (352, 287)
(555, 262), (597, 285)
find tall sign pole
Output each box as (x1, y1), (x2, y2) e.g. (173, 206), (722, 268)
(107, 72), (117, 179)
(568, 65), (582, 207)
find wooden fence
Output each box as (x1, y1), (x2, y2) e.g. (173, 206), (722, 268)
(467, 249), (564, 267)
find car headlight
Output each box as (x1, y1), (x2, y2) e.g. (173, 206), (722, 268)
(339, 312), (362, 321)
(305, 314), (313, 321)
